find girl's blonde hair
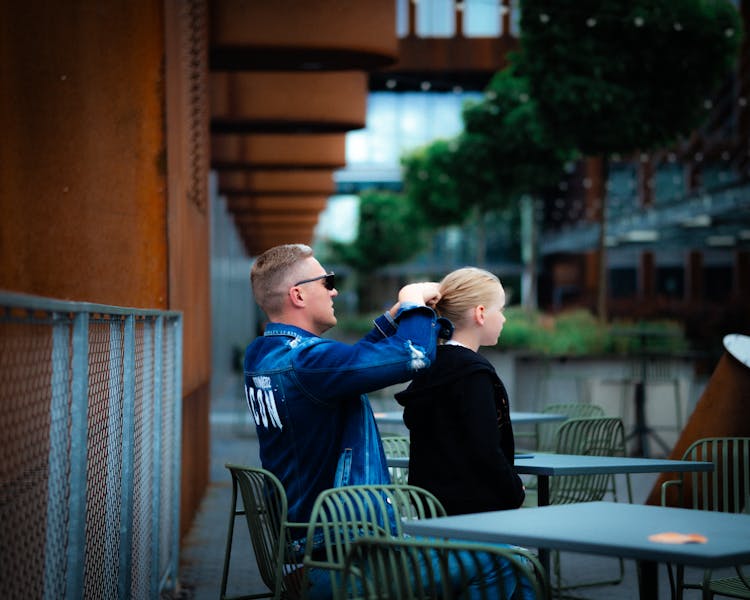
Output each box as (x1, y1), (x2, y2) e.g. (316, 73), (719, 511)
(435, 267), (502, 327)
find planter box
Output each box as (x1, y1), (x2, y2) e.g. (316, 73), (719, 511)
(485, 350), (705, 454)
(371, 349), (707, 455)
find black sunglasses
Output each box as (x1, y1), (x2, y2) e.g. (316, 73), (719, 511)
(293, 272), (336, 290)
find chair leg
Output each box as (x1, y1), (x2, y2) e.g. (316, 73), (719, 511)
(220, 478), (240, 600)
(673, 379), (683, 432)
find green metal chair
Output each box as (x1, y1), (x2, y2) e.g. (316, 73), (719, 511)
(340, 536), (550, 600)
(535, 403), (607, 453)
(519, 403), (608, 498)
(300, 483), (447, 599)
(381, 434), (410, 484)
(221, 464), (309, 600)
(549, 416), (633, 596)
(661, 437), (750, 600)
(551, 416), (632, 505)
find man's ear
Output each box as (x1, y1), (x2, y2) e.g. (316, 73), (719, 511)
(289, 286), (306, 308)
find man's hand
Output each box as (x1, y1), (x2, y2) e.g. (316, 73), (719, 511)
(389, 282), (441, 317)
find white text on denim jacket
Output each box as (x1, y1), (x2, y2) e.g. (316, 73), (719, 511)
(245, 376), (283, 429)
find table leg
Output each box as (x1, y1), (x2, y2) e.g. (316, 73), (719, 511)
(633, 380), (650, 457)
(537, 476), (551, 579)
(627, 379), (671, 457)
(637, 560), (659, 600)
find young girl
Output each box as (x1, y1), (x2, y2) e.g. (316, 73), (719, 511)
(395, 267), (526, 515)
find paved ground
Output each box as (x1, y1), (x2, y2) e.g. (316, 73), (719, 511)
(175, 378), (726, 599)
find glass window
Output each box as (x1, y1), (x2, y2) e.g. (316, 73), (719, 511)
(609, 267), (637, 298)
(654, 162), (684, 205)
(345, 91), (482, 168)
(416, 0), (454, 37)
(396, 0), (409, 37)
(464, 0), (501, 37)
(657, 266), (684, 299)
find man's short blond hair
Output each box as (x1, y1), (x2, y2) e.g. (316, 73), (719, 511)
(251, 244), (313, 315)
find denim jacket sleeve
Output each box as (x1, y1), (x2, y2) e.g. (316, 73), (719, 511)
(291, 304), (445, 402)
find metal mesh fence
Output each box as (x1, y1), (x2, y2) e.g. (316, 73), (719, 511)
(0, 294), (182, 599)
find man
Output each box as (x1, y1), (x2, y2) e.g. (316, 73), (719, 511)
(244, 243), (445, 525)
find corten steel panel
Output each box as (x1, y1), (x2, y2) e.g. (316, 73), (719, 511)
(227, 196), (329, 214)
(211, 133), (347, 168)
(210, 71), (367, 132)
(217, 169), (336, 195)
(210, 0), (397, 70)
(234, 213), (321, 227)
(165, 0), (211, 394)
(646, 346), (750, 506)
(0, 1), (167, 307)
(164, 0), (211, 538)
(243, 229), (317, 256)
(392, 36), (518, 73)
(179, 382), (210, 537)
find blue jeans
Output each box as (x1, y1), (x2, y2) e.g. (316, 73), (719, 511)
(305, 540), (537, 599)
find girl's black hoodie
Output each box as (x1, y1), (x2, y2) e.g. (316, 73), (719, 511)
(394, 344), (526, 515)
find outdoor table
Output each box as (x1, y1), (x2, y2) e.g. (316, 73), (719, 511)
(387, 452), (714, 507)
(402, 501), (750, 600)
(388, 452), (714, 576)
(510, 452), (714, 507)
(374, 410), (566, 426)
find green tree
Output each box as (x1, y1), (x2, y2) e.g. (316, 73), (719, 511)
(401, 134), (509, 264)
(462, 66), (573, 307)
(329, 190), (428, 311)
(518, 0), (743, 319)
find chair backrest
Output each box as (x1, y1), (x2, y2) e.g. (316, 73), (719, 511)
(340, 536), (549, 600)
(225, 464), (305, 599)
(669, 437), (750, 513)
(301, 484), (446, 598)
(381, 435), (411, 484)
(536, 403), (606, 452)
(551, 416), (627, 504)
(381, 435), (410, 457)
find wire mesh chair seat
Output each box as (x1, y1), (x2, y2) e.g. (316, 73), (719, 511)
(548, 417), (633, 595)
(661, 437), (750, 599)
(381, 435), (410, 485)
(340, 536), (550, 600)
(221, 464), (309, 600)
(300, 483), (447, 599)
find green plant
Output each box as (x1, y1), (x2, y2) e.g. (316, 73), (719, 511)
(333, 307), (689, 357)
(498, 308), (688, 356)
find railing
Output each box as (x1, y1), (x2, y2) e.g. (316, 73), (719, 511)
(0, 292), (182, 599)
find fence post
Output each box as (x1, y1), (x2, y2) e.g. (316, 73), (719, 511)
(118, 315), (136, 598)
(151, 316), (164, 596)
(66, 312), (89, 600)
(44, 314), (72, 598)
(170, 317), (183, 588)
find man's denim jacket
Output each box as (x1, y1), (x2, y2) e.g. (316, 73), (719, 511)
(243, 303), (449, 528)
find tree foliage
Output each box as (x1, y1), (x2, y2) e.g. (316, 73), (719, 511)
(518, 0), (743, 155)
(517, 0), (742, 319)
(400, 135), (509, 228)
(329, 190), (427, 273)
(462, 65), (573, 194)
